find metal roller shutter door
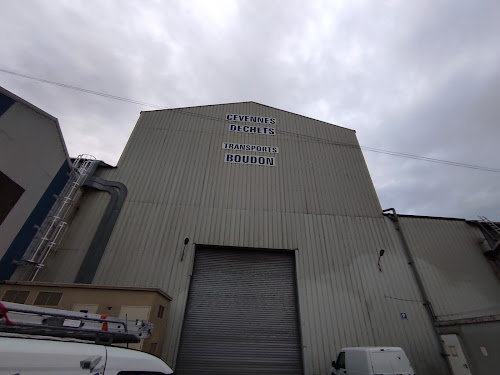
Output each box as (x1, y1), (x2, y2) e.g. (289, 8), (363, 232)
(175, 247), (303, 375)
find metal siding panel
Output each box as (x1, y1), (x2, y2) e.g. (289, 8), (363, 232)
(400, 217), (500, 321)
(294, 215), (313, 375)
(322, 215), (340, 359)
(2, 161), (70, 279)
(312, 214), (335, 374)
(351, 217), (377, 345)
(321, 215), (347, 349)
(36, 191), (109, 283)
(330, 212), (352, 351)
(132, 202), (163, 285)
(302, 214), (322, 375)
(344, 217), (367, 345)
(346, 217), (371, 345)
(0, 103), (68, 260)
(143, 202), (171, 286)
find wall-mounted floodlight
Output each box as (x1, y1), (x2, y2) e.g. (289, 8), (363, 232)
(181, 238), (190, 261)
(378, 249), (385, 272)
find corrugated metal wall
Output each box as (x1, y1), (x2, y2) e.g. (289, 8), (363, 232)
(451, 322), (500, 374)
(399, 216), (500, 321)
(0, 95), (69, 264)
(37, 103), (448, 374)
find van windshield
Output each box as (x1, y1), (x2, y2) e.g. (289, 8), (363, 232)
(371, 351), (411, 373)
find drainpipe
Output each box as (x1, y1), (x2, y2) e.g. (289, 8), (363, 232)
(383, 208), (452, 375)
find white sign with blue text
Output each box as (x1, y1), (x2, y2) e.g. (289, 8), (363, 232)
(225, 153), (275, 167)
(223, 113), (278, 166)
(222, 142), (279, 153)
(228, 123), (275, 136)
(226, 114), (276, 124)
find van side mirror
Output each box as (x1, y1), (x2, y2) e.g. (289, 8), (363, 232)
(332, 361), (336, 367)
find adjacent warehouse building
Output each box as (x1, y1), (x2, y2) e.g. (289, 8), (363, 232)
(0, 86), (71, 279)
(2, 98), (499, 374)
(389, 215), (500, 375)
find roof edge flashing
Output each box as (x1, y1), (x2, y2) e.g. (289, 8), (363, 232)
(0, 85), (71, 165)
(140, 101), (355, 132)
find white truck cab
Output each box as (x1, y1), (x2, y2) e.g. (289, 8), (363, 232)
(0, 336), (174, 375)
(331, 347), (415, 375)
(0, 301), (174, 375)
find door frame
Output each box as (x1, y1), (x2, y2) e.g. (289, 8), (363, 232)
(174, 244), (304, 373)
(440, 334), (472, 375)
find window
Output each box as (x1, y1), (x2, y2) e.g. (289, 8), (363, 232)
(337, 352), (346, 369)
(2, 290), (30, 304)
(157, 304), (165, 319)
(0, 171), (25, 225)
(34, 292), (63, 306)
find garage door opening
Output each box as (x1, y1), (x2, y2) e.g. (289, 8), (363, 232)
(175, 246), (303, 375)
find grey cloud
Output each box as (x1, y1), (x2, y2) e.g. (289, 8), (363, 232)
(0, 0), (498, 219)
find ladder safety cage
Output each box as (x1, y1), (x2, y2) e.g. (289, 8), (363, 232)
(478, 216), (500, 253)
(479, 216), (500, 235)
(21, 155), (99, 281)
(0, 301), (153, 345)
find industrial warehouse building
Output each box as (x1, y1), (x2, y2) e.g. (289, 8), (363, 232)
(0, 86), (71, 278)
(1, 90), (500, 375)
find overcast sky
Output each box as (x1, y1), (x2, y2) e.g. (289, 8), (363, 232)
(1, 0), (499, 220)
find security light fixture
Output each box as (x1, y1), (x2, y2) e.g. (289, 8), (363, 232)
(378, 249), (385, 272)
(181, 238), (190, 261)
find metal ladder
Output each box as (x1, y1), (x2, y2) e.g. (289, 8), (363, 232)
(0, 301), (152, 344)
(478, 216), (500, 253)
(21, 155), (98, 280)
(479, 216), (500, 235)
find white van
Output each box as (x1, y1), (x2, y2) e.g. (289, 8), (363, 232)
(331, 347), (415, 375)
(0, 301), (173, 375)
(0, 335), (174, 375)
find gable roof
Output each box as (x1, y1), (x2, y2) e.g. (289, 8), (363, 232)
(141, 101), (355, 132)
(0, 85), (71, 164)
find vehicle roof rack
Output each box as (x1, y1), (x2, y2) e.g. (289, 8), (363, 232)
(0, 301), (152, 345)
